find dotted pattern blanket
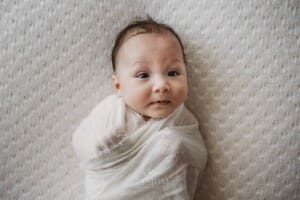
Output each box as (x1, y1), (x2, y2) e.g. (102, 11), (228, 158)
(0, 0), (299, 199)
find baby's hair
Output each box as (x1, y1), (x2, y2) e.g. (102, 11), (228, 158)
(111, 16), (186, 72)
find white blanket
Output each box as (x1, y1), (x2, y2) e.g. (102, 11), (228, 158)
(72, 94), (207, 200)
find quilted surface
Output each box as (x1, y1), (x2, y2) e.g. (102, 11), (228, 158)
(0, 0), (299, 199)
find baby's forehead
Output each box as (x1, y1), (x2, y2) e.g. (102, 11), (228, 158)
(123, 34), (182, 59)
(123, 28), (174, 43)
(114, 28), (185, 72)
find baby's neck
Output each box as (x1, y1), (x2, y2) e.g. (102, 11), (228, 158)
(142, 115), (151, 122)
(125, 103), (151, 122)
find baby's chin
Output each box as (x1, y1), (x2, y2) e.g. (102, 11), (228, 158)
(126, 104), (177, 121)
(141, 111), (174, 121)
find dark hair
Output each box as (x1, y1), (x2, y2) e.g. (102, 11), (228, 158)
(111, 16), (186, 72)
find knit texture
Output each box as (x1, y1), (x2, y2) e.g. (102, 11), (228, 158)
(0, 0), (299, 199)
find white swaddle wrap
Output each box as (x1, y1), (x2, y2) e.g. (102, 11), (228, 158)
(72, 94), (207, 200)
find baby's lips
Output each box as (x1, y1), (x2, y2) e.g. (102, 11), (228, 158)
(153, 100), (171, 104)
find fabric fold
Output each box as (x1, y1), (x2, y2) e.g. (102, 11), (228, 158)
(72, 94), (207, 200)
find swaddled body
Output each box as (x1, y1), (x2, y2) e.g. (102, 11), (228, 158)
(72, 17), (207, 199)
(72, 95), (207, 200)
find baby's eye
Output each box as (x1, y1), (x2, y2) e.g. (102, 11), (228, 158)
(168, 71), (180, 77)
(136, 72), (149, 79)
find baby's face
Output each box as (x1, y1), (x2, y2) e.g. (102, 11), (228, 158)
(112, 32), (188, 121)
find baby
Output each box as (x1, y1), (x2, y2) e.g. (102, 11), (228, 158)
(72, 17), (207, 200)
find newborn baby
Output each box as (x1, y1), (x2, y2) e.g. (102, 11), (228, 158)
(72, 17), (207, 200)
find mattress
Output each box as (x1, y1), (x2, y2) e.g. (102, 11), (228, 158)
(0, 0), (299, 199)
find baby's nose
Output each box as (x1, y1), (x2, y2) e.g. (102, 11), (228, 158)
(153, 77), (170, 93)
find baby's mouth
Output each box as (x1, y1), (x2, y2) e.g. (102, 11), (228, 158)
(151, 100), (171, 105)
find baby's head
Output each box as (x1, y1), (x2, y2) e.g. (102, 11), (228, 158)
(111, 17), (188, 121)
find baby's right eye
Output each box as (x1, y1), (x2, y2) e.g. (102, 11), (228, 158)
(136, 72), (149, 79)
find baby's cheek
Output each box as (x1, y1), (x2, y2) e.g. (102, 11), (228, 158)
(176, 84), (188, 101)
(129, 87), (149, 104)
(135, 86), (151, 98)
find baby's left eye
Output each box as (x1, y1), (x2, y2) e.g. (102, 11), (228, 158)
(168, 71), (180, 77)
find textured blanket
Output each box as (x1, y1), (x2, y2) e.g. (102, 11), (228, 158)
(72, 94), (207, 200)
(1, 1), (299, 199)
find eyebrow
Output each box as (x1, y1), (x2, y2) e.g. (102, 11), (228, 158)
(133, 58), (182, 66)
(170, 58), (182, 63)
(133, 60), (149, 66)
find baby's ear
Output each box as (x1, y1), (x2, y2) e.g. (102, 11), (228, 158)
(112, 74), (121, 97)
